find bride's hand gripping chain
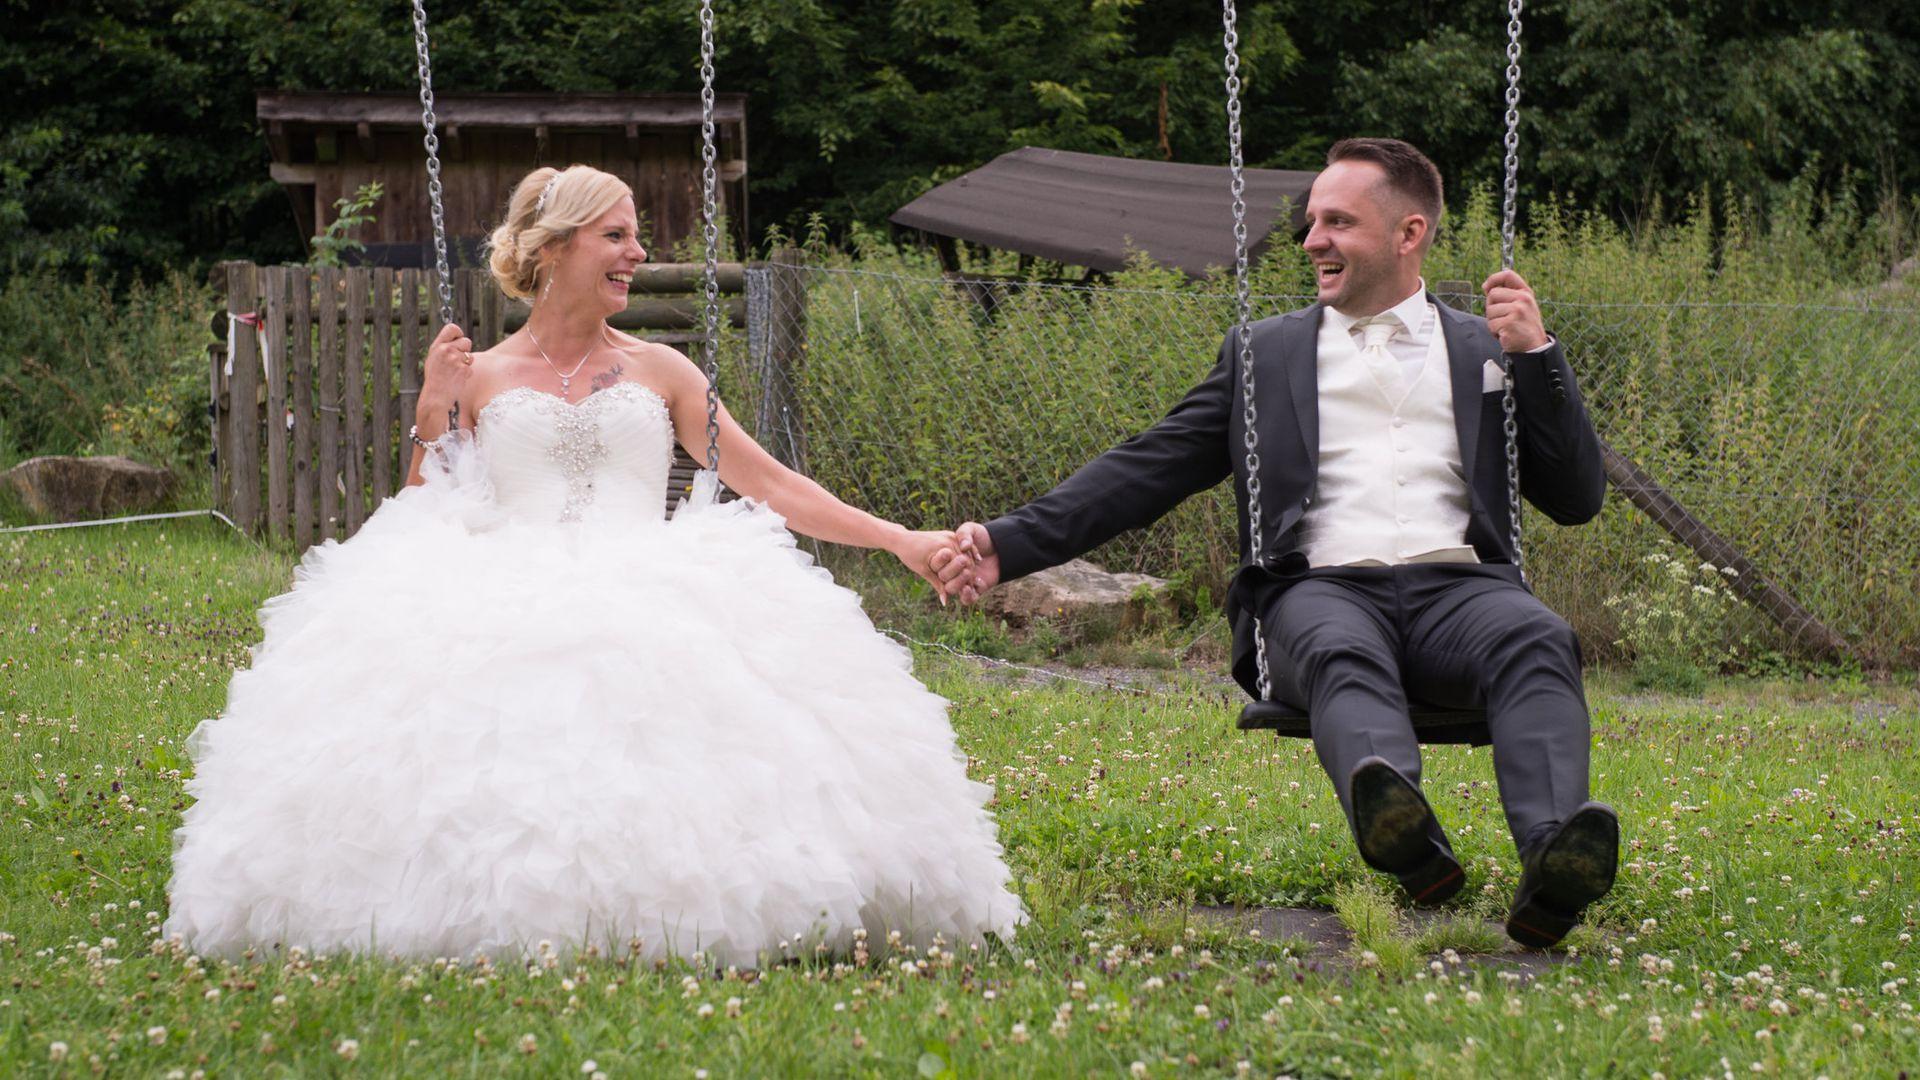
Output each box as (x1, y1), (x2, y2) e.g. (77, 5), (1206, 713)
(406, 321), (477, 484)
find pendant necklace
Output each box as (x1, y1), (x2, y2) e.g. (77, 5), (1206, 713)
(527, 325), (594, 399)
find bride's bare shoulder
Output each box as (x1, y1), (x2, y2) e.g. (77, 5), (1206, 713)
(604, 334), (703, 393)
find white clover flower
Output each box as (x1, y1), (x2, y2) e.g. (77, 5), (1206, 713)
(696, 1003), (715, 1019)
(1009, 1022), (1031, 1045)
(1130, 1063), (1150, 1079)
(518, 1033), (538, 1055)
(337, 1039), (360, 1061)
(1193, 1004), (1211, 1020)
(49, 1042), (68, 1063)
(580, 1060), (598, 1074)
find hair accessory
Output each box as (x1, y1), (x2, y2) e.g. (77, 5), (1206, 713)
(533, 173), (562, 218)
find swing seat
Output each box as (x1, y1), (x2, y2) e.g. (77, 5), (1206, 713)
(1236, 699), (1491, 746)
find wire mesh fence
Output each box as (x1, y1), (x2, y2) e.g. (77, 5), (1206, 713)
(724, 263), (1920, 667)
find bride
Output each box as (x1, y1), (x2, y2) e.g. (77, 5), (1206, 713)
(164, 165), (1022, 965)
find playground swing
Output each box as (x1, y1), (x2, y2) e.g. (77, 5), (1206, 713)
(1228, 0), (1532, 746)
(406, 0), (732, 514)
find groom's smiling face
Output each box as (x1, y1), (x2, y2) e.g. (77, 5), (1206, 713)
(1302, 160), (1425, 317)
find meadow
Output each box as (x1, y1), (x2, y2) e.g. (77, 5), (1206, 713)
(1, 520), (1917, 1078)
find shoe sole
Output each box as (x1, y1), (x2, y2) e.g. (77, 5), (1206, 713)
(1351, 759), (1463, 907)
(1506, 803), (1620, 949)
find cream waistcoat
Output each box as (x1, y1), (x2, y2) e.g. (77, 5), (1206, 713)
(1297, 308), (1479, 568)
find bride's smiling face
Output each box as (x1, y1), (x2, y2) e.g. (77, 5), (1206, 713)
(546, 196), (647, 319)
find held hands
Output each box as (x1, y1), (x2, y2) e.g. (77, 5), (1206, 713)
(1482, 269), (1549, 354)
(417, 322), (476, 431)
(929, 521), (1000, 606)
(890, 528), (964, 603)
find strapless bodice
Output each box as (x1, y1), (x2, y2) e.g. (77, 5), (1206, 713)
(477, 383), (674, 523)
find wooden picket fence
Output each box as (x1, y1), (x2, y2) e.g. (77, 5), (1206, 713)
(210, 256), (800, 548)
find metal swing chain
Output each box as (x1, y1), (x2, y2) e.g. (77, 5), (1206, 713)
(409, 0), (455, 329)
(1220, 0), (1272, 700)
(1499, 0), (1526, 579)
(697, 0), (723, 472)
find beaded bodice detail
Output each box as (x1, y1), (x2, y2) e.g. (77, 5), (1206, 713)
(477, 383), (675, 523)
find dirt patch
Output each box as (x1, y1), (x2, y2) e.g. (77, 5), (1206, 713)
(1190, 904), (1581, 980)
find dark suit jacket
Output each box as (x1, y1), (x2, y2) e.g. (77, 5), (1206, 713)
(984, 295), (1607, 697)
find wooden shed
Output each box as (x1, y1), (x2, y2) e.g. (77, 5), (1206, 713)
(258, 91), (748, 267)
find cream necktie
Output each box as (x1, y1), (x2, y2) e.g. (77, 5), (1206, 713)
(1358, 316), (1405, 399)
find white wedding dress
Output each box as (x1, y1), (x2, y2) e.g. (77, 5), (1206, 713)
(165, 382), (1023, 964)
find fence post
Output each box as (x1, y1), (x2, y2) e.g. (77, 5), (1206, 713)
(765, 247), (809, 472)
(290, 268), (316, 548)
(1434, 279), (1474, 313)
(315, 266), (342, 541)
(341, 269), (369, 535)
(370, 267), (395, 504)
(262, 266), (290, 541)
(224, 262), (262, 534)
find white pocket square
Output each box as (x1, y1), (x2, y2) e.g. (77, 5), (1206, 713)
(1481, 359), (1507, 393)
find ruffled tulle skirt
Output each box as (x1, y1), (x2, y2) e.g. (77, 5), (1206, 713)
(164, 468), (1023, 965)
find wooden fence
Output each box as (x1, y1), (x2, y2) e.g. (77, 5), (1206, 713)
(209, 254), (804, 548)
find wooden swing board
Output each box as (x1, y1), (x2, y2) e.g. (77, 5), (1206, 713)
(1236, 699), (1492, 746)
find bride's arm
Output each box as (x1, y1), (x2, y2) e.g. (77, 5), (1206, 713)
(652, 347), (952, 588)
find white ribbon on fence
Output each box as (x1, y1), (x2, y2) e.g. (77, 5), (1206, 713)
(224, 313), (272, 381)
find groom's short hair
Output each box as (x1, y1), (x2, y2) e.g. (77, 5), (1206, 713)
(1326, 138), (1444, 241)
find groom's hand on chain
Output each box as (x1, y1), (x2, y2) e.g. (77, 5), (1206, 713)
(931, 522), (1000, 606)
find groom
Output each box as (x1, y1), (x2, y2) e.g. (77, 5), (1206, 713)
(934, 138), (1618, 948)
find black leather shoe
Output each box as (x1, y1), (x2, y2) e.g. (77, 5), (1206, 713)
(1349, 756), (1464, 907)
(1505, 802), (1620, 949)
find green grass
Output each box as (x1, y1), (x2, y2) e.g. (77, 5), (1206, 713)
(2, 522), (1918, 1077)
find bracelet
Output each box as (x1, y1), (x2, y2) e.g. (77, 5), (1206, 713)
(408, 424), (437, 451)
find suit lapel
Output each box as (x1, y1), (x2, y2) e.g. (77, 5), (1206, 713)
(1279, 307), (1320, 468)
(1435, 299), (1485, 486)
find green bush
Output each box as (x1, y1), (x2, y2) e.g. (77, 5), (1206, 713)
(0, 271), (213, 473)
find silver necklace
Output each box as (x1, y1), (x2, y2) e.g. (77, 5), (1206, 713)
(526, 325), (595, 399)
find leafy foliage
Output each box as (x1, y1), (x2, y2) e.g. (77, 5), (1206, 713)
(306, 182), (385, 269)
(5, 1), (1916, 281)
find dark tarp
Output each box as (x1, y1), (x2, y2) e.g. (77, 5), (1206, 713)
(889, 146), (1316, 278)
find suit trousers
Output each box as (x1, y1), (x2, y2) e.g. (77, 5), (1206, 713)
(1262, 563), (1590, 852)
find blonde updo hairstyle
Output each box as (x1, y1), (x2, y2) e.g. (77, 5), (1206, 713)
(486, 165), (634, 301)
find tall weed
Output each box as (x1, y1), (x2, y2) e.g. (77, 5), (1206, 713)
(0, 271), (212, 472)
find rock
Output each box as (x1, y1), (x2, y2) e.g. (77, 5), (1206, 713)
(1, 455), (174, 522)
(979, 558), (1172, 628)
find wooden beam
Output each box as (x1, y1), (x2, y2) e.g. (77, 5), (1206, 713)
(266, 120), (291, 163)
(503, 295), (746, 332)
(269, 162), (318, 185)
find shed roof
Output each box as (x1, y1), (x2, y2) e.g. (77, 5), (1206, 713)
(255, 91), (747, 129)
(890, 147), (1316, 277)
